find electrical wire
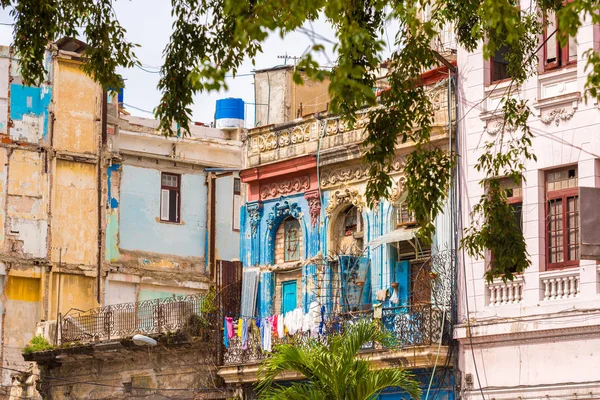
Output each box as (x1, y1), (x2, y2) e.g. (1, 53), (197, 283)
(122, 103), (154, 114)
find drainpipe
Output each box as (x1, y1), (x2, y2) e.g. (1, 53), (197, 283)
(97, 90), (107, 304)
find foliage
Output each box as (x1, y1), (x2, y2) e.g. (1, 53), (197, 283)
(23, 335), (54, 355)
(256, 319), (421, 400)
(3, 0), (600, 281)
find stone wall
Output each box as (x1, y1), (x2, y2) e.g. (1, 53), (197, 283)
(33, 339), (229, 400)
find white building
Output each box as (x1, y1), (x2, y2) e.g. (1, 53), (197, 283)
(456, 7), (600, 400)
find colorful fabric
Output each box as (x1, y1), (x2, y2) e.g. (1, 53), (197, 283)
(225, 317), (234, 339)
(241, 318), (249, 350)
(237, 318), (243, 337)
(223, 318), (230, 348)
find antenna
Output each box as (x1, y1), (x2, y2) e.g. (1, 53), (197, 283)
(277, 45), (311, 67)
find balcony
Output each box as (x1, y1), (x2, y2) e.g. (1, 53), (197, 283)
(246, 82), (454, 168)
(219, 304), (451, 384)
(53, 294), (216, 345)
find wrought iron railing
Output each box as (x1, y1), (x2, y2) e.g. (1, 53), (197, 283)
(223, 304), (450, 365)
(58, 294), (216, 344)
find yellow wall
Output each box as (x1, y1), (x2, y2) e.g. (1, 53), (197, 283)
(5, 275), (41, 302)
(0, 149), (6, 245)
(51, 160), (98, 265)
(50, 273), (98, 317)
(52, 60), (101, 154)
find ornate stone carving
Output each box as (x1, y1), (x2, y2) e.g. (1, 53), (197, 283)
(485, 119), (516, 136)
(320, 155), (405, 188)
(260, 176), (310, 200)
(389, 177), (406, 203)
(266, 198), (301, 230)
(304, 190), (321, 227)
(246, 203), (262, 238)
(325, 188), (365, 217)
(541, 108), (575, 126)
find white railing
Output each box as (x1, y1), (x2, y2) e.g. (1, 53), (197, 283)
(487, 278), (524, 306)
(541, 270), (580, 301)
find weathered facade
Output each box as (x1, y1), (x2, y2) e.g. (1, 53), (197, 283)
(0, 39), (243, 398)
(222, 65), (457, 399)
(455, 8), (600, 400)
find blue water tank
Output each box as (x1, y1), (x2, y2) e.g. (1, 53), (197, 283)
(215, 98), (245, 129)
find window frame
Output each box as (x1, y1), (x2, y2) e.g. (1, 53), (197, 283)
(545, 168), (579, 270)
(542, 0), (577, 72)
(283, 218), (301, 262)
(160, 172), (181, 223)
(490, 44), (512, 84)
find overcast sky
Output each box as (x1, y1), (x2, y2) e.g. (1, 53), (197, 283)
(0, 1), (396, 127)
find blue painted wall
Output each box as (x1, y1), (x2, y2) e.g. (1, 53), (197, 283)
(119, 165), (207, 257)
(240, 188), (452, 317)
(10, 84), (52, 141)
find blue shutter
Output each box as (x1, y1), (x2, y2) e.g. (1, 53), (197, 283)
(394, 260), (410, 306)
(281, 281), (297, 314)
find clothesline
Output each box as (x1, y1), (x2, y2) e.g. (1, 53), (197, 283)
(222, 299), (394, 352)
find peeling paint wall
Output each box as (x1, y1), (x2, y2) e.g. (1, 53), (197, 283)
(3, 274), (42, 386)
(52, 60), (100, 154)
(0, 47), (10, 135)
(49, 273), (98, 317)
(119, 165), (207, 258)
(51, 160), (98, 265)
(105, 163), (121, 262)
(9, 84), (52, 143)
(4, 150), (48, 257)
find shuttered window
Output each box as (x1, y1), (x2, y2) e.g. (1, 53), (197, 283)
(160, 173), (180, 223)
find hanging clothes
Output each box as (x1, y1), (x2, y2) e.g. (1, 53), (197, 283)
(271, 315), (278, 336)
(262, 318), (272, 352)
(373, 303), (383, 319)
(241, 318), (249, 350)
(390, 288), (399, 305)
(277, 313), (285, 338)
(319, 306), (325, 334)
(237, 318), (243, 337)
(259, 320), (265, 350)
(225, 317), (234, 339)
(376, 288), (389, 301)
(223, 318), (230, 348)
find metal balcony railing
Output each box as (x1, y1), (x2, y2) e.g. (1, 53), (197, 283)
(57, 294), (216, 345)
(223, 304), (450, 366)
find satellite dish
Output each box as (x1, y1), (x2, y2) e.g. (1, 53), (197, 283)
(132, 334), (157, 347)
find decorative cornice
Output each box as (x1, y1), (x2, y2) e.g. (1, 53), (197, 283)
(266, 197), (301, 230)
(320, 156), (405, 188)
(260, 176), (310, 200)
(246, 203), (262, 238)
(325, 188), (365, 217)
(540, 107), (575, 126)
(304, 190), (321, 227)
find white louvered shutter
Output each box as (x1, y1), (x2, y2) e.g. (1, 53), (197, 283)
(161, 189), (170, 220)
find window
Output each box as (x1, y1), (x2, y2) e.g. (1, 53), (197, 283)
(284, 218), (301, 262)
(233, 178), (241, 231)
(502, 178), (523, 231)
(543, 3), (577, 71)
(395, 202), (417, 227)
(160, 173), (180, 223)
(491, 44), (511, 83)
(546, 167), (579, 269)
(343, 207), (363, 236)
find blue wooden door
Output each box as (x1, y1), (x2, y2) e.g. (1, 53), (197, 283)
(281, 281), (297, 314)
